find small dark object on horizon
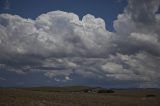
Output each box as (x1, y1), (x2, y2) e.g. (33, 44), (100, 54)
(82, 88), (115, 93)
(145, 94), (156, 98)
(97, 89), (115, 93)
(83, 89), (90, 93)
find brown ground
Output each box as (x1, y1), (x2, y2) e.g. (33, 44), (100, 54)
(0, 87), (160, 106)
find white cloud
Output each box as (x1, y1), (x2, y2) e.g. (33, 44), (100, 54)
(108, 52), (160, 81)
(130, 33), (159, 45)
(102, 62), (131, 74)
(0, 11), (114, 59)
(0, 11), (115, 80)
(0, 0), (160, 87)
(44, 69), (73, 79)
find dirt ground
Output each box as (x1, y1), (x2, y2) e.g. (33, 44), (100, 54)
(0, 88), (160, 106)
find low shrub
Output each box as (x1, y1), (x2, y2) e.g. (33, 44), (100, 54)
(145, 94), (156, 98)
(97, 89), (114, 93)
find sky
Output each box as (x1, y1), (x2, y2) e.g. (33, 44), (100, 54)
(0, 0), (127, 31)
(0, 0), (160, 88)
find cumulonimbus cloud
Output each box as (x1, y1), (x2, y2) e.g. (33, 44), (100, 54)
(0, 0), (160, 87)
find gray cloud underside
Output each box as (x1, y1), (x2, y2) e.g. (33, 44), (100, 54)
(0, 0), (160, 87)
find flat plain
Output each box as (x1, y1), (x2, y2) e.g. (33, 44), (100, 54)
(0, 87), (160, 106)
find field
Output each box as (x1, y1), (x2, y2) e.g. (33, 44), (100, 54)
(0, 87), (160, 106)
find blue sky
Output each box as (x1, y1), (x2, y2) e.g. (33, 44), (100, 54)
(0, 0), (127, 31)
(0, 0), (160, 88)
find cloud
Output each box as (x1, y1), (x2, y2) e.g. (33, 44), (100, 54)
(126, 0), (160, 24)
(113, 0), (160, 56)
(102, 62), (135, 80)
(0, 0), (160, 87)
(110, 0), (160, 87)
(0, 11), (114, 82)
(0, 11), (114, 58)
(102, 52), (160, 81)
(0, 77), (6, 81)
(114, 0), (160, 35)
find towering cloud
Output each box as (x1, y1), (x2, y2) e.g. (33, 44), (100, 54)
(126, 0), (160, 24)
(0, 0), (160, 87)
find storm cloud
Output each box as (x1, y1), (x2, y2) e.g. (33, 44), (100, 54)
(0, 0), (160, 87)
